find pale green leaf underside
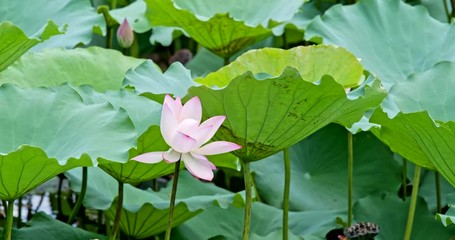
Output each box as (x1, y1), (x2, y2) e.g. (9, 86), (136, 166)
(145, 0), (272, 58)
(0, 85), (136, 200)
(305, 0), (455, 91)
(188, 67), (385, 162)
(196, 45), (364, 88)
(0, 47), (145, 92)
(0, 21), (62, 72)
(0, 0), (104, 50)
(252, 124), (401, 211)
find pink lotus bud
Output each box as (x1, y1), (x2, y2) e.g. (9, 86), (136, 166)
(117, 19), (134, 48)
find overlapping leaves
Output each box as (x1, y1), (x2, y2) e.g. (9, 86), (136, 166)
(0, 84), (136, 200)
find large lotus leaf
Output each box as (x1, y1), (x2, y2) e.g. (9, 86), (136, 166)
(8, 212), (107, 240)
(354, 194), (455, 239)
(0, 47), (145, 91)
(66, 167), (243, 238)
(172, 202), (344, 239)
(171, 0), (303, 28)
(0, 84), (136, 200)
(0, 21), (63, 72)
(123, 61), (196, 102)
(0, 0), (104, 50)
(197, 45), (364, 88)
(305, 0), (455, 91)
(251, 124), (401, 211)
(188, 68), (385, 162)
(145, 0), (272, 58)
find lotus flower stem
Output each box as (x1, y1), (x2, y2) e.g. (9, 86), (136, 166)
(4, 200), (14, 240)
(165, 160), (182, 240)
(435, 172), (442, 213)
(402, 159), (407, 200)
(347, 132), (353, 226)
(283, 148), (291, 240)
(111, 180), (124, 240)
(404, 165), (421, 240)
(242, 161), (252, 240)
(68, 167), (88, 224)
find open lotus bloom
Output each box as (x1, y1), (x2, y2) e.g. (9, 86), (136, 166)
(132, 95), (242, 180)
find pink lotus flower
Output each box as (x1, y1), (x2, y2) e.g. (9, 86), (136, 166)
(132, 95), (242, 180)
(117, 19), (134, 48)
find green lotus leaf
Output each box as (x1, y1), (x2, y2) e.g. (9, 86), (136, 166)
(66, 167), (244, 238)
(251, 124), (401, 210)
(0, 84), (136, 200)
(0, 0), (104, 50)
(123, 61), (195, 102)
(188, 67), (385, 162)
(354, 194), (455, 239)
(197, 45), (364, 88)
(145, 0), (272, 58)
(0, 47), (145, 91)
(9, 212), (107, 240)
(173, 202), (344, 239)
(0, 21), (63, 72)
(305, 0), (455, 91)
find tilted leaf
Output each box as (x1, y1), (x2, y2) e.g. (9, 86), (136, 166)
(188, 68), (385, 162)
